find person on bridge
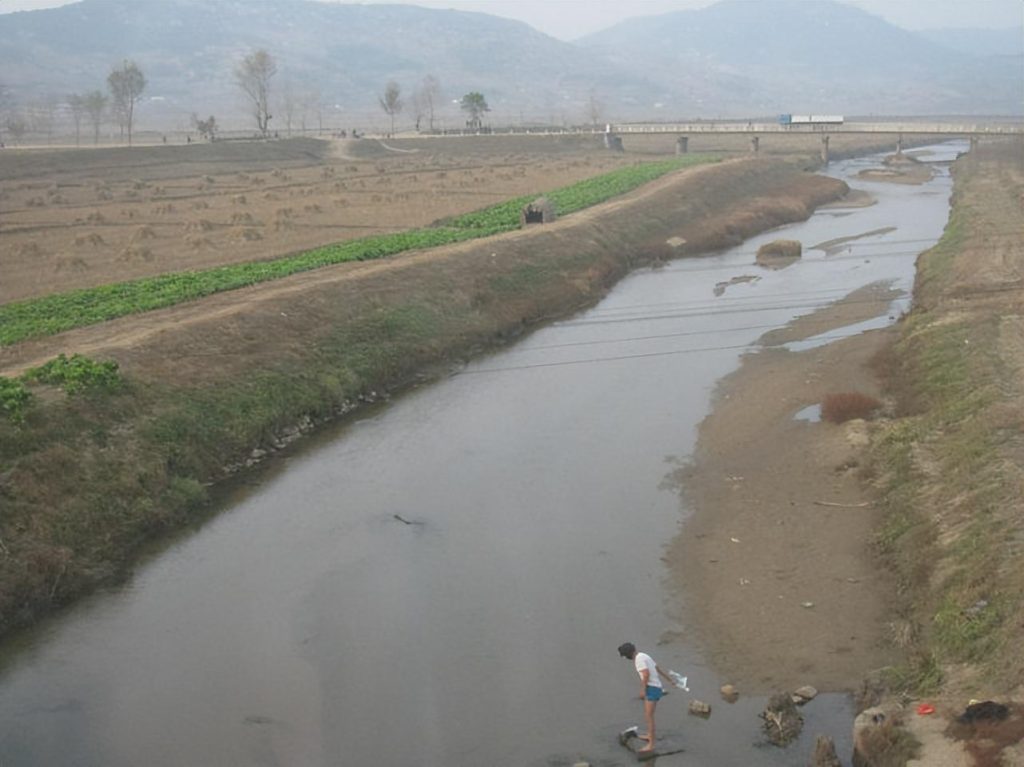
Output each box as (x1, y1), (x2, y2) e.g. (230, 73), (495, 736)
(618, 642), (673, 754)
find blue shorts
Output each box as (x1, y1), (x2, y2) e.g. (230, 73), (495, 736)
(645, 685), (664, 702)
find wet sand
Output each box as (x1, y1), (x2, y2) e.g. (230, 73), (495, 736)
(666, 286), (903, 694)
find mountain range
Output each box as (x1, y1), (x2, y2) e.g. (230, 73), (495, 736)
(0, 0), (1020, 133)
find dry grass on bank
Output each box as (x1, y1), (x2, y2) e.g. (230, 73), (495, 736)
(868, 139), (1024, 699)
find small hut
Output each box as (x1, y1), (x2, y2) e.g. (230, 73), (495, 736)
(520, 196), (557, 226)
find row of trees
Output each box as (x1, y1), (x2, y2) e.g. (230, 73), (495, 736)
(1, 46), (503, 147)
(379, 80), (489, 136)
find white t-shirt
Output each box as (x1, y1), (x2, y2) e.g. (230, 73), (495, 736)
(634, 652), (662, 689)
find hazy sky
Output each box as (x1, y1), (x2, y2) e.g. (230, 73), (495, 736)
(1, 0), (1021, 37)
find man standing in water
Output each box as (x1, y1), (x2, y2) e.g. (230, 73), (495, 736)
(618, 642), (671, 754)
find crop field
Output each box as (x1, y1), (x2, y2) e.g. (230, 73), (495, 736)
(0, 131), (908, 310)
(0, 135), (678, 307)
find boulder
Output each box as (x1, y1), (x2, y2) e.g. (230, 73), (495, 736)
(756, 239), (802, 269)
(688, 700), (712, 717)
(793, 686), (819, 705)
(720, 684), (739, 703)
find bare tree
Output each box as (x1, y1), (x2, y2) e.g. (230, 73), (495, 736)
(0, 82), (12, 145)
(83, 90), (108, 145)
(280, 79), (297, 136)
(587, 89), (604, 130)
(67, 93), (85, 146)
(5, 113), (27, 145)
(235, 49), (276, 136)
(107, 59), (146, 146)
(378, 81), (402, 137)
(301, 89), (321, 135)
(417, 75), (441, 131)
(28, 97), (57, 145)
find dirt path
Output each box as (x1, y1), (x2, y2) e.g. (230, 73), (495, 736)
(666, 283), (903, 694)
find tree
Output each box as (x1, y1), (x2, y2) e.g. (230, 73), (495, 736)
(67, 93), (85, 146)
(587, 89), (604, 130)
(235, 49), (276, 136)
(0, 82), (11, 145)
(191, 113), (218, 142)
(107, 59), (146, 146)
(82, 90), (108, 145)
(378, 81), (402, 137)
(460, 92), (490, 131)
(281, 80), (297, 136)
(417, 75), (441, 131)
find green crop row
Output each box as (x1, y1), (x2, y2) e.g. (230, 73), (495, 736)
(0, 155), (717, 346)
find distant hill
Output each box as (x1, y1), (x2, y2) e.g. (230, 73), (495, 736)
(0, 0), (1019, 136)
(918, 27), (1024, 58)
(578, 0), (1023, 116)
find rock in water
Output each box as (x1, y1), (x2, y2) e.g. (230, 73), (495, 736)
(793, 686), (819, 705)
(761, 692), (804, 746)
(810, 735), (842, 767)
(688, 700), (712, 717)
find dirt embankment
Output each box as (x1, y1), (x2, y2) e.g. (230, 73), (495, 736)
(668, 139), (1024, 765)
(0, 157), (847, 637)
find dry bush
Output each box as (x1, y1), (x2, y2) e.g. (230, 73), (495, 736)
(303, 204), (322, 214)
(185, 219), (215, 233)
(821, 392), (882, 424)
(131, 225), (157, 242)
(185, 235), (210, 249)
(54, 257), (89, 273)
(233, 195), (247, 205)
(855, 719), (920, 766)
(230, 212), (255, 225)
(26, 197), (46, 207)
(16, 243), (43, 258)
(236, 228), (262, 241)
(274, 207), (294, 219)
(74, 233), (105, 247)
(321, 167), (335, 179)
(274, 218), (295, 231)
(118, 246), (153, 263)
(152, 203), (176, 215)
(203, 175), (215, 184)
(85, 211), (107, 224)
(192, 201), (210, 210)
(131, 180), (148, 190)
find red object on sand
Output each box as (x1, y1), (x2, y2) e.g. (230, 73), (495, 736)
(916, 703), (936, 715)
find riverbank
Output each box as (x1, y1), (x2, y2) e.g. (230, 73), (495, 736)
(670, 139), (1024, 764)
(0, 157), (848, 637)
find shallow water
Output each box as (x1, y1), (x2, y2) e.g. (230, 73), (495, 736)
(0, 142), (965, 766)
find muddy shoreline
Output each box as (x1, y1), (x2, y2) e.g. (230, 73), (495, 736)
(666, 284), (903, 694)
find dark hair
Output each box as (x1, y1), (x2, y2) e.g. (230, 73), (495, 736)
(618, 642), (636, 658)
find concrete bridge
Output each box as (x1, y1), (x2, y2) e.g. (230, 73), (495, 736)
(611, 120), (1024, 162)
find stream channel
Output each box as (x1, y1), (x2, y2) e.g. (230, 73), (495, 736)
(0, 142), (965, 766)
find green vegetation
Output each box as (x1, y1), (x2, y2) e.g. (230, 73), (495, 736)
(0, 156), (717, 346)
(0, 377), (31, 424)
(23, 353), (122, 394)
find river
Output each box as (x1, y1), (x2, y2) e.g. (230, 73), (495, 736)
(0, 142), (965, 766)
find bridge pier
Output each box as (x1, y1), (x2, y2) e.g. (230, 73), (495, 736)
(820, 134), (830, 164)
(969, 136), (979, 153)
(896, 133), (904, 154)
(750, 135), (759, 153)
(675, 136), (689, 154)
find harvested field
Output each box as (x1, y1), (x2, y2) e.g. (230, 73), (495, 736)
(0, 133), (928, 306)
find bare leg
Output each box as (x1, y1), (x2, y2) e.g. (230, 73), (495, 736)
(639, 700), (657, 752)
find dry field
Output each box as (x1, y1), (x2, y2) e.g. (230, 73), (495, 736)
(0, 132), (916, 306)
(0, 135), (641, 304)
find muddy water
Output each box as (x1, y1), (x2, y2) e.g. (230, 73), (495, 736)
(0, 143), (964, 766)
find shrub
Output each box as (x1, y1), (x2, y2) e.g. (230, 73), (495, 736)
(0, 377), (31, 423)
(821, 391), (882, 423)
(23, 354), (122, 394)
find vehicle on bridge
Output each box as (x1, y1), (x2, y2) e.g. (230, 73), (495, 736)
(778, 114), (845, 126)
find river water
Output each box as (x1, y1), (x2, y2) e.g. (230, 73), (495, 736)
(0, 143), (964, 766)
